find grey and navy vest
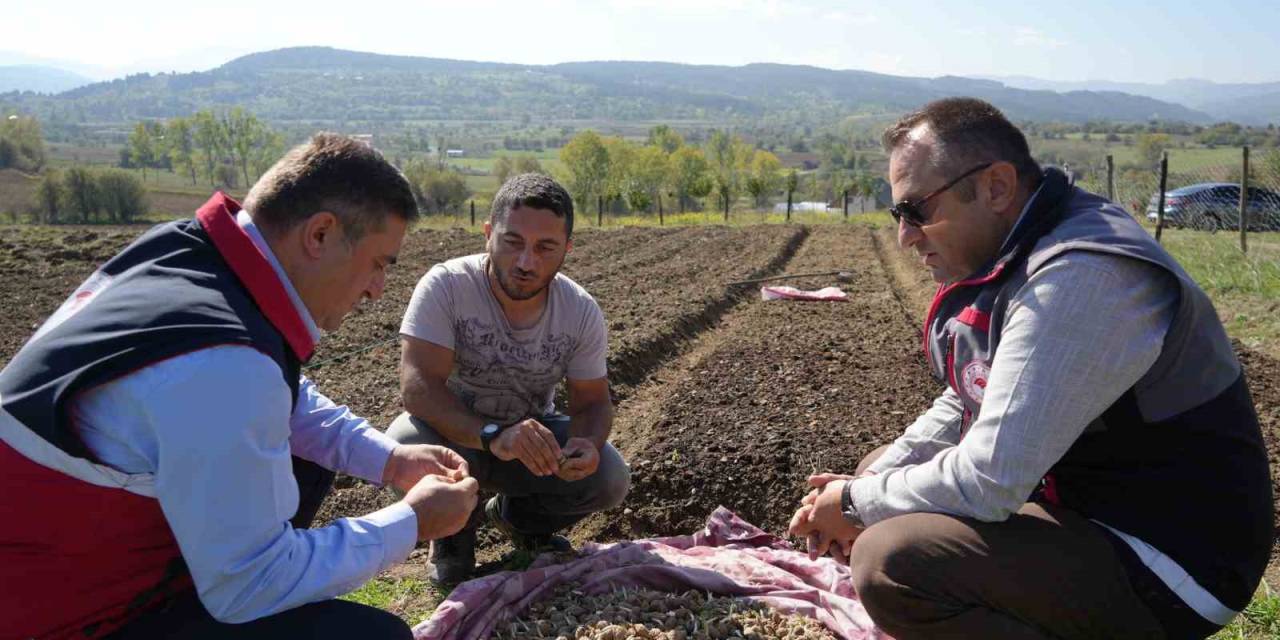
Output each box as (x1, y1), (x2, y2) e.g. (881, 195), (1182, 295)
(925, 168), (1272, 613)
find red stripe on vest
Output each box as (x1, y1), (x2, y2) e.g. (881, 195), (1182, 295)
(922, 263), (1006, 365)
(956, 306), (991, 332)
(1041, 473), (1062, 506)
(196, 193), (316, 362)
(0, 439), (192, 639)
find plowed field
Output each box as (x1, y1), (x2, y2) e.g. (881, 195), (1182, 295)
(3, 220), (1279, 623)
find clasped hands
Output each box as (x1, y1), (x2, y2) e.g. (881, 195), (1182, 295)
(788, 473), (865, 564)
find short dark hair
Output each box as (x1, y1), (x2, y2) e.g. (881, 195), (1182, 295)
(244, 132), (418, 241)
(883, 98), (1041, 199)
(490, 173), (575, 239)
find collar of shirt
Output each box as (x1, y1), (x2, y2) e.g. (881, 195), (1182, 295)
(996, 179), (1048, 256)
(235, 210), (322, 343)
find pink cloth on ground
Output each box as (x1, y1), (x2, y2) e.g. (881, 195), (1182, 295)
(760, 286), (849, 301)
(413, 507), (886, 640)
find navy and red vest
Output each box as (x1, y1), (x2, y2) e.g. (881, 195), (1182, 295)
(0, 193), (315, 639)
(925, 168), (1272, 614)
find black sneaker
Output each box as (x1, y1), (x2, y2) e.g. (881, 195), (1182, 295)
(484, 496), (574, 553)
(426, 524), (477, 585)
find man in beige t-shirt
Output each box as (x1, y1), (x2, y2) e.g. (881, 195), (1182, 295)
(388, 173), (629, 584)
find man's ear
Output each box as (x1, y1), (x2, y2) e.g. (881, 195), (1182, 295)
(566, 238), (573, 254)
(301, 211), (340, 259)
(983, 161), (1021, 216)
(483, 220), (493, 241)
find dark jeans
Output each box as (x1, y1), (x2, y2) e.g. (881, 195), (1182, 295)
(107, 457), (413, 640)
(848, 446), (1223, 639)
(386, 412), (631, 535)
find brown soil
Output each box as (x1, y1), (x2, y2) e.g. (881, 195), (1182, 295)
(574, 225), (940, 541)
(0, 225), (137, 363)
(306, 224), (808, 530)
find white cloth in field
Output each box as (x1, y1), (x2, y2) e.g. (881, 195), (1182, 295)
(761, 286), (849, 301)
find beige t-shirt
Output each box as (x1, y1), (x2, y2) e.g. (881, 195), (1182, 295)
(400, 254), (608, 424)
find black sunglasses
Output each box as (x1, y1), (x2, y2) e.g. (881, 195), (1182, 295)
(889, 162), (994, 227)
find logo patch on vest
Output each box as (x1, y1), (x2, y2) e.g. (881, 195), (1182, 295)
(30, 270), (115, 343)
(961, 360), (990, 404)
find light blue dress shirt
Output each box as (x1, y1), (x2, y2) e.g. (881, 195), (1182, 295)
(69, 211), (417, 623)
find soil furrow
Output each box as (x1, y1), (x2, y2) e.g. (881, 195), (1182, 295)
(574, 225), (942, 542)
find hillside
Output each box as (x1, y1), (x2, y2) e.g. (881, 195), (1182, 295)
(0, 47), (1210, 132)
(987, 75), (1280, 125)
(0, 65), (93, 94)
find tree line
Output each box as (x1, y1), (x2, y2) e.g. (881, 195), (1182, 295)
(123, 108), (284, 189)
(553, 125), (881, 217)
(554, 126), (781, 217)
(32, 167), (147, 224)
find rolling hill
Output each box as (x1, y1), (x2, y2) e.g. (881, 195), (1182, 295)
(0, 65), (93, 94)
(0, 47), (1214, 133)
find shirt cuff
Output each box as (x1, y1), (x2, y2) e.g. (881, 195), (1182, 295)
(849, 475), (889, 528)
(362, 501), (419, 568)
(347, 428), (400, 486)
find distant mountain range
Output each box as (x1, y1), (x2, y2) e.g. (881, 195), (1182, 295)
(2, 47), (1262, 130)
(0, 65), (93, 94)
(985, 75), (1280, 125)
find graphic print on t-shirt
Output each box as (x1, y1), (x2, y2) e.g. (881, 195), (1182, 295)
(449, 317), (575, 423)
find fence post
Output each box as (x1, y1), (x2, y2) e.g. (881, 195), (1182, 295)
(723, 194), (729, 222)
(1155, 152), (1168, 244)
(1106, 155), (1115, 202)
(658, 194), (664, 226)
(842, 190), (849, 220)
(597, 195), (603, 227)
(786, 189), (793, 223)
(470, 200), (475, 227)
(1240, 146), (1250, 254)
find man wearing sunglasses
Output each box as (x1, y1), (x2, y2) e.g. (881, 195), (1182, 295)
(790, 98), (1269, 638)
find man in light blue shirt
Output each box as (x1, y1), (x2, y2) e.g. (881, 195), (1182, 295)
(0, 133), (478, 639)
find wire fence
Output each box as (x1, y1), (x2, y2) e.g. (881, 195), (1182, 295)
(1073, 147), (1280, 249)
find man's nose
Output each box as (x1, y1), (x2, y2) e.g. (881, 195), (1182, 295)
(515, 248), (538, 271)
(898, 217), (922, 249)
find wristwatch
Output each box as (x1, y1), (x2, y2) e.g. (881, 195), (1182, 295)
(478, 423), (503, 453)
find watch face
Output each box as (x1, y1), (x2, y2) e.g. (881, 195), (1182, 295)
(482, 424), (500, 437)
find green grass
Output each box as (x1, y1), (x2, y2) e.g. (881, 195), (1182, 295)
(448, 148), (561, 173)
(1154, 226), (1280, 356)
(341, 576), (440, 626)
(1212, 585), (1280, 639)
(1112, 146), (1246, 172)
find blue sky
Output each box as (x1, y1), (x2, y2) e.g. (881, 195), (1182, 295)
(5, 0), (1279, 83)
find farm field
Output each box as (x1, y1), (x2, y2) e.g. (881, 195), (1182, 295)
(0, 168), (235, 221)
(2, 222), (1279, 635)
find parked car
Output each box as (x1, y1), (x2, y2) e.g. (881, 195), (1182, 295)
(1146, 183), (1280, 231)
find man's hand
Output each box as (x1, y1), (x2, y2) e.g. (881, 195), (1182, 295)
(555, 437), (599, 482)
(490, 418), (563, 477)
(382, 444), (470, 494)
(788, 477), (863, 562)
(403, 474), (479, 541)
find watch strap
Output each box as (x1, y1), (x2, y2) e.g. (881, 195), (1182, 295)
(841, 479), (864, 527)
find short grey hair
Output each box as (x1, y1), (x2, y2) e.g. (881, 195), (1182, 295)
(883, 97), (1041, 200)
